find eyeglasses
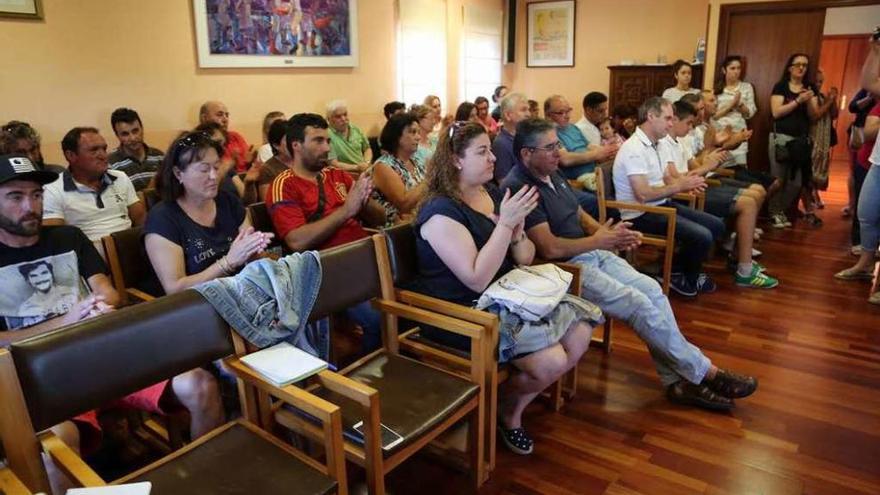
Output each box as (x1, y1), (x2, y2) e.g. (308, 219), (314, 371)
(790, 62), (808, 68)
(526, 141), (563, 153)
(173, 132), (217, 163)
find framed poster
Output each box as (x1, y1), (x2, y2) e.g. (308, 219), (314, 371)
(0, 0), (42, 19)
(526, 1), (575, 68)
(193, 0), (359, 68)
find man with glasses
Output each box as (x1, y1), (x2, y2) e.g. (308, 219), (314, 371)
(41, 127), (145, 255)
(500, 118), (757, 411)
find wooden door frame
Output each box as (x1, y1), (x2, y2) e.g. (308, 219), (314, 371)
(716, 0), (880, 78)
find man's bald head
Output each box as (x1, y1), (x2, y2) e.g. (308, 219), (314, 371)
(200, 101), (230, 130)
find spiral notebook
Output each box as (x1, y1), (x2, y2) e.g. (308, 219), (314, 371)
(240, 342), (328, 387)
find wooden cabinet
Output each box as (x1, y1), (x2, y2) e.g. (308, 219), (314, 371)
(608, 64), (704, 110)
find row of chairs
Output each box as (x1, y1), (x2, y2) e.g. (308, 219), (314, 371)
(2, 224), (613, 494)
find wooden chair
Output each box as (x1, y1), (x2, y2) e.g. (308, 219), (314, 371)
(272, 237), (486, 494)
(0, 442), (30, 495)
(376, 224), (609, 478)
(101, 226), (158, 306)
(595, 163), (678, 294)
(0, 290), (348, 495)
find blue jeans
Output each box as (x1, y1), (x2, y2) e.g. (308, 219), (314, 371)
(346, 300), (382, 353)
(571, 250), (710, 386)
(852, 163), (870, 246)
(859, 164), (880, 253)
(630, 201), (725, 283)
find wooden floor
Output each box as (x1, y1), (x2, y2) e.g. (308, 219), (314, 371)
(383, 159), (880, 495)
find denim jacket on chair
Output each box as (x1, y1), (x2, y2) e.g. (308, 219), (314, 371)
(194, 251), (328, 359)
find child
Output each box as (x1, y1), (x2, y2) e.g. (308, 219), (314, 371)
(599, 118), (624, 147)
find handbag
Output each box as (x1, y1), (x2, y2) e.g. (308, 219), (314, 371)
(475, 264), (573, 322)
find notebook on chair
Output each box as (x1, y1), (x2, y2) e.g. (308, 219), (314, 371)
(240, 342), (328, 387)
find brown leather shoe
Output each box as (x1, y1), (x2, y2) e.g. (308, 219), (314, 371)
(667, 381), (734, 411)
(704, 369), (758, 399)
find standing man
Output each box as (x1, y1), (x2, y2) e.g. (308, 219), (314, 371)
(199, 100), (255, 173)
(107, 108), (164, 191)
(491, 92), (531, 183)
(266, 113), (385, 353)
(42, 127), (145, 253)
(613, 97), (724, 297)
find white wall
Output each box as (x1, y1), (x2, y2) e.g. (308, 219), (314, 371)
(823, 6), (879, 36)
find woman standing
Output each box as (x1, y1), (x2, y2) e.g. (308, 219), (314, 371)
(371, 113), (427, 225)
(802, 68), (838, 225)
(414, 121), (599, 454)
(714, 56), (757, 166)
(662, 60), (701, 102)
(768, 53), (820, 229)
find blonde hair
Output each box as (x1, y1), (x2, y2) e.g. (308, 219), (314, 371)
(409, 104), (433, 120)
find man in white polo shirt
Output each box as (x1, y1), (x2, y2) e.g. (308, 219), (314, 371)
(612, 96), (724, 297)
(42, 127), (145, 253)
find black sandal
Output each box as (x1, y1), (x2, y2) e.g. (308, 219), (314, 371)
(704, 369), (758, 399)
(498, 425), (534, 455)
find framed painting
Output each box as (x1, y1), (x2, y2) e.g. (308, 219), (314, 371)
(526, 0), (575, 68)
(193, 0), (359, 68)
(0, 0), (42, 19)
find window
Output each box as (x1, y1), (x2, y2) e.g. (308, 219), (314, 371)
(461, 5), (503, 103)
(397, 0), (447, 108)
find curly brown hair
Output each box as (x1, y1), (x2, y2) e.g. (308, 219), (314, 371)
(423, 121), (487, 205)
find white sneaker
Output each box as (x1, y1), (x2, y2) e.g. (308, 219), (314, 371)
(722, 233), (736, 252)
(752, 248), (762, 258)
(771, 214), (787, 229)
(755, 228), (764, 236)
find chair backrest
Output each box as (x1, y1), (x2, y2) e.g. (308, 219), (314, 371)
(9, 290), (233, 432)
(382, 223), (419, 287)
(310, 238), (384, 321)
(248, 202), (281, 249)
(596, 162), (615, 202)
(103, 226), (152, 297)
(368, 137), (381, 164)
(142, 188), (161, 211)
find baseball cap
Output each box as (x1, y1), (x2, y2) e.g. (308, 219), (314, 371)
(0, 154), (58, 186)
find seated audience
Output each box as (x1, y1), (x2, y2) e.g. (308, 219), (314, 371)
(195, 122), (259, 206)
(665, 101), (777, 288)
(0, 154), (221, 492)
(384, 101), (407, 120)
(199, 100), (254, 173)
(144, 132), (272, 295)
(424, 94), (450, 131)
(835, 41), (880, 306)
(475, 96), (499, 137)
(491, 92), (531, 183)
(613, 97), (724, 297)
(326, 100), (371, 173)
(575, 91), (609, 146)
(257, 111), (286, 164)
(372, 113), (427, 225)
(612, 103), (638, 138)
(455, 101), (480, 124)
(662, 59), (701, 102)
(414, 122), (599, 455)
(410, 104), (439, 161)
(1, 120), (65, 173)
(256, 119), (292, 200)
(528, 99), (540, 119)
(42, 127), (145, 253)
(599, 118), (625, 147)
(501, 119), (757, 411)
(266, 113), (384, 351)
(107, 107), (164, 192)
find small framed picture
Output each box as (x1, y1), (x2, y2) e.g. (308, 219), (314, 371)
(0, 0), (43, 19)
(526, 0), (575, 68)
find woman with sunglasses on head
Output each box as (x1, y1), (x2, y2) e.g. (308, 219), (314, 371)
(144, 132), (273, 295)
(414, 121), (599, 455)
(768, 53), (820, 229)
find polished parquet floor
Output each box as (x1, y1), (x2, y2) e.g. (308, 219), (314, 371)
(387, 160), (880, 495)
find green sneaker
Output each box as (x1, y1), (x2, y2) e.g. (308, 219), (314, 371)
(735, 268), (779, 289)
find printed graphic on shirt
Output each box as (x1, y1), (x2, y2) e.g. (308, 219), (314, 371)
(0, 251), (85, 330)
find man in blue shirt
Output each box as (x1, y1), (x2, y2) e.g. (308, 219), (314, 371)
(491, 92), (530, 183)
(500, 118), (758, 412)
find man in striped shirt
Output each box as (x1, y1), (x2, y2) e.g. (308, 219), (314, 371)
(107, 107), (163, 191)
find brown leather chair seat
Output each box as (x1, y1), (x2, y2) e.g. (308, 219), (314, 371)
(315, 353), (478, 457)
(129, 422), (337, 495)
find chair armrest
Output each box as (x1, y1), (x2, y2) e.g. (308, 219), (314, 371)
(364, 227), (381, 234)
(39, 432), (106, 487)
(395, 290), (498, 327)
(605, 200), (676, 219)
(0, 467), (32, 495)
(551, 262), (582, 296)
(713, 168), (735, 177)
(372, 299), (484, 343)
(706, 178), (723, 187)
(126, 288), (155, 303)
(671, 193), (696, 208)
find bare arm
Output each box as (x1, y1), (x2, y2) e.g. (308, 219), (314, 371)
(865, 115), (880, 142)
(371, 162), (426, 215)
(127, 201), (146, 227)
(358, 199), (387, 228)
(559, 145), (616, 168)
(87, 273), (120, 308)
(861, 41), (880, 96)
(628, 173), (703, 203)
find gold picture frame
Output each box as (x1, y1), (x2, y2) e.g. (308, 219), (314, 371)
(0, 0), (43, 19)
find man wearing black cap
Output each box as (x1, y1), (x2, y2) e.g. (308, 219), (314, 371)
(0, 154), (223, 492)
